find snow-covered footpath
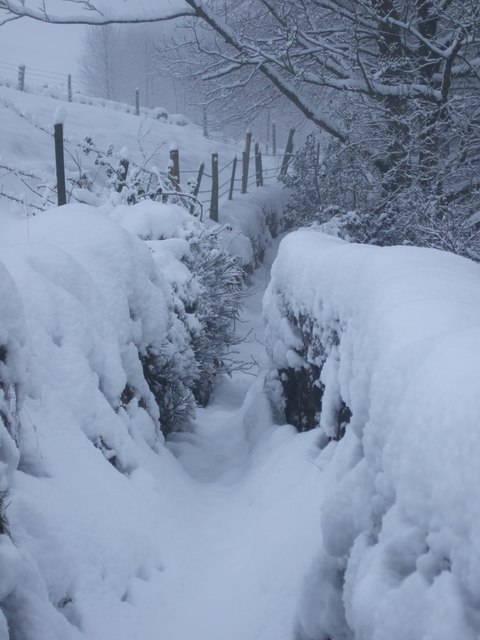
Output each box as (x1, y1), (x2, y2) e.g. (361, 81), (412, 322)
(265, 230), (480, 640)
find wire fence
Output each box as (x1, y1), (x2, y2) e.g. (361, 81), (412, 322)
(185, 131), (292, 219)
(0, 60), (295, 220)
(0, 59), (89, 96)
(0, 59), (158, 116)
(186, 131), (293, 220)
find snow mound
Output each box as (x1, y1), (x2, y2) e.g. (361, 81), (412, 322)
(219, 182), (289, 268)
(0, 201), (210, 637)
(264, 230), (480, 640)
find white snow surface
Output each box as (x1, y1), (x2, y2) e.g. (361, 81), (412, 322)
(0, 186), (325, 640)
(5, 73), (480, 640)
(264, 230), (480, 640)
(53, 104), (67, 126)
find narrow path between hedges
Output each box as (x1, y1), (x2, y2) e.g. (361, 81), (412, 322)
(154, 241), (326, 640)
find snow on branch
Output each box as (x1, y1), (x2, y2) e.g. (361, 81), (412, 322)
(0, 1), (194, 26)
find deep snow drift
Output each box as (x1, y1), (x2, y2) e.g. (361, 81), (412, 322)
(264, 230), (480, 640)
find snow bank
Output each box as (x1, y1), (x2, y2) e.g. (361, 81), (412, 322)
(264, 230), (480, 640)
(0, 201), (211, 637)
(219, 182), (289, 268)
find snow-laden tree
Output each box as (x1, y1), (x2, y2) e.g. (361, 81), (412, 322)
(153, 14), (302, 140)
(2, 2), (478, 139)
(189, 0), (480, 253)
(77, 14), (300, 139)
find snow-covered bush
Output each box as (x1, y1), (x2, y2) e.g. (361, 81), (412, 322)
(0, 203), (199, 637)
(283, 121), (480, 260)
(0, 263), (25, 632)
(140, 342), (197, 435)
(186, 227), (246, 405)
(280, 134), (392, 246)
(111, 200), (247, 409)
(282, 133), (324, 231)
(281, 136), (409, 250)
(264, 229), (480, 640)
(0, 266), (26, 447)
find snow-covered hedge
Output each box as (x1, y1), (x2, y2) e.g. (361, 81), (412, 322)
(264, 230), (480, 640)
(0, 199), (248, 635)
(0, 203), (182, 634)
(111, 200), (246, 407)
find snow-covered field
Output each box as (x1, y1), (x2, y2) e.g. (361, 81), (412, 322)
(265, 230), (480, 640)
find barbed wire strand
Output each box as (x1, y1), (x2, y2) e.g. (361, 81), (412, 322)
(217, 157), (235, 174)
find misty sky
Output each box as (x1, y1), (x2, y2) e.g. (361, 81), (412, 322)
(0, 0), (184, 84)
(0, 19), (85, 77)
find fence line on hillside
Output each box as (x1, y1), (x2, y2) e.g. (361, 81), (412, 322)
(0, 60), (90, 99)
(0, 61), (290, 150)
(0, 61), (296, 219)
(0, 60), (149, 116)
(46, 123), (295, 219)
(1, 121), (294, 219)
(157, 129), (295, 220)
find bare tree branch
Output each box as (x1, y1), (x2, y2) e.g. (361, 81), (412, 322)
(0, 1), (194, 25)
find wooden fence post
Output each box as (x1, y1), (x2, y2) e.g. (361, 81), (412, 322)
(279, 128), (295, 179)
(241, 151), (247, 194)
(135, 87), (140, 116)
(192, 162), (204, 199)
(255, 143), (264, 186)
(272, 121), (277, 156)
(54, 122), (67, 206)
(190, 161), (205, 215)
(18, 65), (25, 92)
(228, 156), (237, 200)
(169, 145), (180, 190)
(210, 152), (219, 222)
(67, 75), (73, 102)
(242, 131), (252, 194)
(203, 107), (208, 138)
(266, 108), (271, 148)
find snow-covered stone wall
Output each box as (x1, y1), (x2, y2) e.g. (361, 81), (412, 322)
(264, 230), (480, 640)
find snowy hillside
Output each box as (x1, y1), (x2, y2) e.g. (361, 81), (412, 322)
(265, 230), (480, 640)
(0, 84), (269, 215)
